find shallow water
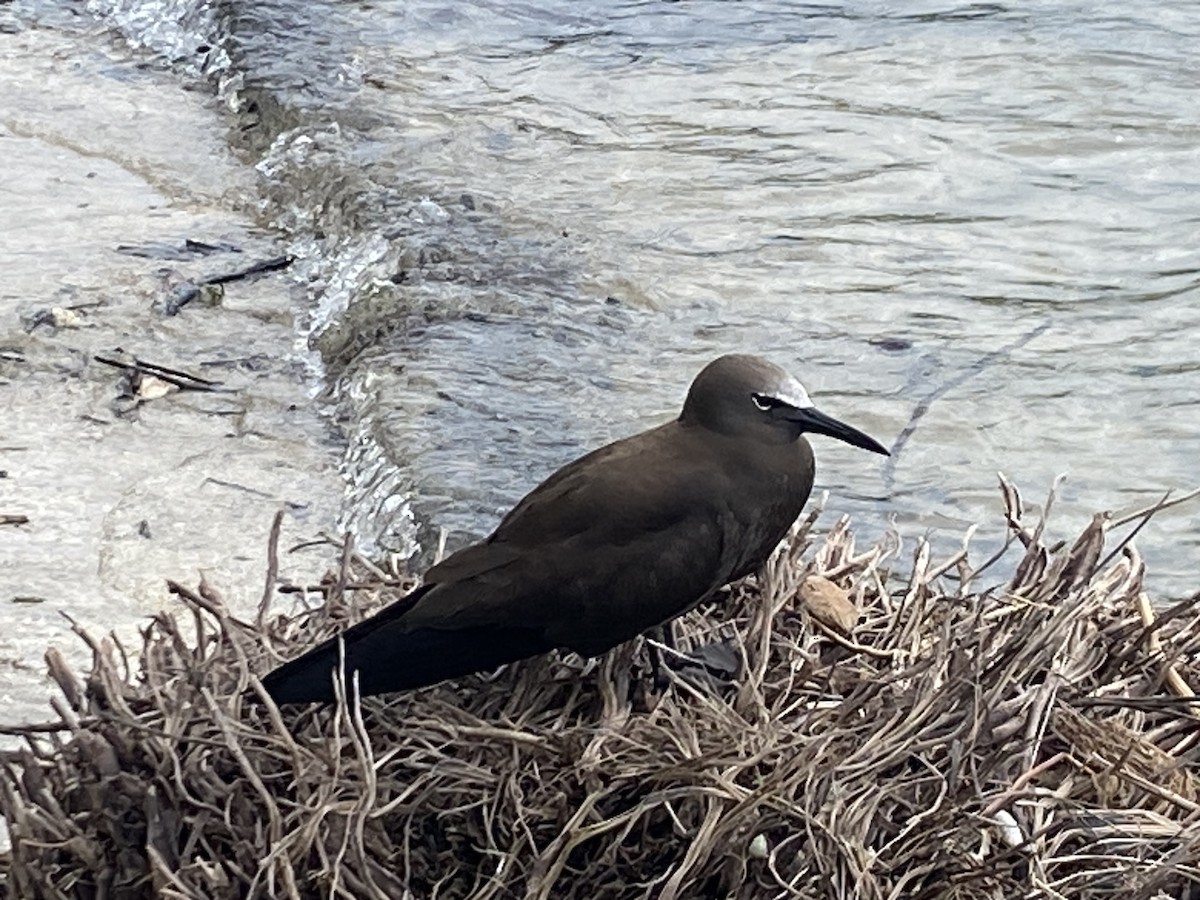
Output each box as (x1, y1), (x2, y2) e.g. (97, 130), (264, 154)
(0, 22), (345, 725)
(16, 0), (1200, 600)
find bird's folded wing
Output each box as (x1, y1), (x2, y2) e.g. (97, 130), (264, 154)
(406, 428), (737, 648)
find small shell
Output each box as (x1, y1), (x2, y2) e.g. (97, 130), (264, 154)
(50, 307), (83, 328)
(798, 575), (859, 633)
(992, 809), (1024, 848)
(136, 374), (178, 401)
(748, 833), (769, 859)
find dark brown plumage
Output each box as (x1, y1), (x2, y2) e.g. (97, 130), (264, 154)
(263, 354), (888, 704)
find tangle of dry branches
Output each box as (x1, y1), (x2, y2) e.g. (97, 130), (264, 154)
(2, 478), (1199, 899)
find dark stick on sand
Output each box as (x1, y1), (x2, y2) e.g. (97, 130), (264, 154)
(93, 354), (234, 393)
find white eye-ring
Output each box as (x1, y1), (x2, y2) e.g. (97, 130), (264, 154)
(752, 393), (777, 412)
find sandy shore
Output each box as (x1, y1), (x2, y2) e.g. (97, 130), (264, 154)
(0, 22), (343, 724)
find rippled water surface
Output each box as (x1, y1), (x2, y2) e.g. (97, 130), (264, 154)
(44, 0), (1200, 592)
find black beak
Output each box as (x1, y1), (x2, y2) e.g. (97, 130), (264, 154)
(787, 406), (890, 456)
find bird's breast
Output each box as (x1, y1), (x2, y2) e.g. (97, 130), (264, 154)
(719, 438), (815, 581)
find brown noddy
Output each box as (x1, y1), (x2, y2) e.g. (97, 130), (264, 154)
(263, 354), (888, 704)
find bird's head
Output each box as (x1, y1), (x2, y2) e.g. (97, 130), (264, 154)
(680, 354), (889, 454)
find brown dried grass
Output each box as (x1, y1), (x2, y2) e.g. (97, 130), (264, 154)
(3, 477), (1200, 899)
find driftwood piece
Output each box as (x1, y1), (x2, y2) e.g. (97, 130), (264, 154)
(158, 255), (293, 317)
(93, 354), (232, 394)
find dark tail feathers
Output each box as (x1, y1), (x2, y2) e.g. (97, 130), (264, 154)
(262, 617), (552, 704)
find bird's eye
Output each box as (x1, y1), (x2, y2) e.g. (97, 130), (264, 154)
(752, 393), (781, 412)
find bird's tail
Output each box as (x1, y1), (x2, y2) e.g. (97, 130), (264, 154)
(261, 593), (552, 704)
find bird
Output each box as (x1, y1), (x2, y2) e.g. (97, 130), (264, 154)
(262, 354), (889, 704)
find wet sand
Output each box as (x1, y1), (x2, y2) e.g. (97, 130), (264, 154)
(0, 24), (343, 725)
